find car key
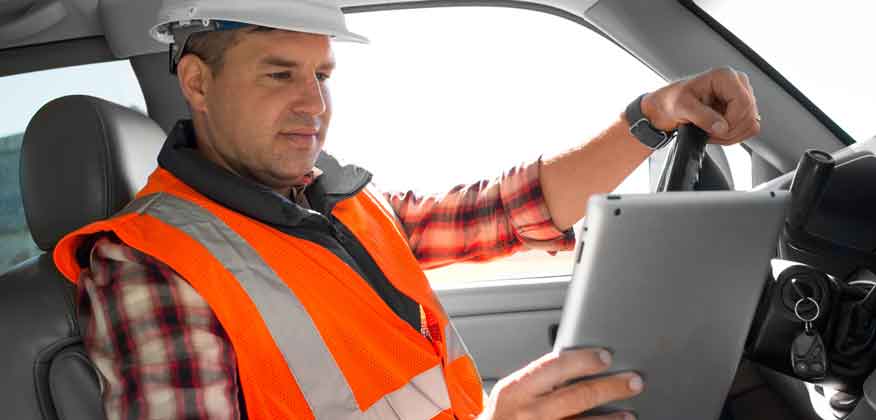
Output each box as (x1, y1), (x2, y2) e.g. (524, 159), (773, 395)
(791, 297), (828, 381)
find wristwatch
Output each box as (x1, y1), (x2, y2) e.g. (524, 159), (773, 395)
(625, 93), (675, 150)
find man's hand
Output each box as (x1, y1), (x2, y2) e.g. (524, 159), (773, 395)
(641, 67), (761, 145)
(478, 348), (643, 420)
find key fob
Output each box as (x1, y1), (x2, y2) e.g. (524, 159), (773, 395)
(791, 330), (828, 381)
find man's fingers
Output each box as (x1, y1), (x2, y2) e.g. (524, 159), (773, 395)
(703, 68), (760, 144)
(709, 68), (756, 136)
(644, 66), (760, 143)
(674, 94), (729, 136)
(530, 372), (644, 419)
(712, 106), (761, 144)
(488, 351), (643, 419)
(721, 71), (760, 142)
(510, 348), (613, 398)
(675, 68), (760, 144)
(730, 120), (761, 145)
(717, 120), (760, 145)
(737, 71), (757, 113)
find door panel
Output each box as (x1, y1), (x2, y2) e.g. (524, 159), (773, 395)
(452, 310), (562, 391)
(436, 277), (570, 392)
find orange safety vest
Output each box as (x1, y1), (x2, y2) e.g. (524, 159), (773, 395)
(54, 167), (484, 420)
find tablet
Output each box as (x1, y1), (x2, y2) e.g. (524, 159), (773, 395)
(553, 190), (789, 419)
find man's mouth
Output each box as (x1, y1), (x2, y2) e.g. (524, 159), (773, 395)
(278, 130), (319, 147)
(279, 129), (319, 136)
(280, 127), (319, 135)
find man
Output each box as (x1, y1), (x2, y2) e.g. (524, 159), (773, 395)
(53, 0), (760, 419)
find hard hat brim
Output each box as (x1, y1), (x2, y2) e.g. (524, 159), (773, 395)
(150, 21), (369, 45)
(149, 0), (370, 45)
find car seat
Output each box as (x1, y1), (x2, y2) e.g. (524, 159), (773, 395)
(0, 95), (165, 419)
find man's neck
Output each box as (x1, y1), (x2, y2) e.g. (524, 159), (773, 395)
(190, 117), (319, 198)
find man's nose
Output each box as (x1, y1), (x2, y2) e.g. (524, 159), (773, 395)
(291, 75), (327, 117)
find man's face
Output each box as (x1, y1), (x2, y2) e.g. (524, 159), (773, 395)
(189, 30), (335, 193)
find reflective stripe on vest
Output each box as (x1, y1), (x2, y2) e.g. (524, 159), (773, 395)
(444, 322), (470, 362)
(120, 193), (457, 420)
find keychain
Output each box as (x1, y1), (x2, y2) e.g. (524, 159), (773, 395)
(791, 296), (829, 381)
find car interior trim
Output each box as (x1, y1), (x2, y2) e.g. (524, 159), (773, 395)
(0, 36), (114, 78)
(341, 0), (658, 72)
(678, 0), (856, 147)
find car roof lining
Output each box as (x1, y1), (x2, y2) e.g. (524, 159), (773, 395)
(0, 0), (101, 50)
(0, 36), (112, 78)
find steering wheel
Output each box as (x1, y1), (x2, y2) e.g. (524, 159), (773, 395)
(654, 127), (876, 418)
(656, 123), (710, 192)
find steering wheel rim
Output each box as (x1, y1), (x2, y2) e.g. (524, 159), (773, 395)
(656, 123), (711, 192)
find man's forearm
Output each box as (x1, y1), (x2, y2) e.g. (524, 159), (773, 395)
(539, 116), (650, 231)
(540, 67), (763, 231)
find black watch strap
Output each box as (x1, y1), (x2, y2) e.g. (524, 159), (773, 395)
(625, 93), (675, 150)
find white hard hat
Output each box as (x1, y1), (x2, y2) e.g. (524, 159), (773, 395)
(149, 0), (369, 44)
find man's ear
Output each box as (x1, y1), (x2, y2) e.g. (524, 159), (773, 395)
(177, 54), (212, 114)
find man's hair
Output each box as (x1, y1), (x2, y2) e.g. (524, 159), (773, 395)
(184, 25), (275, 75)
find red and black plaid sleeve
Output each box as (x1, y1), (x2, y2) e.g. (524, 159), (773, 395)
(77, 235), (240, 420)
(383, 158), (576, 269)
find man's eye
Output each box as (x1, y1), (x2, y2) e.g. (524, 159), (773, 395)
(268, 72), (291, 80)
(316, 72), (331, 82)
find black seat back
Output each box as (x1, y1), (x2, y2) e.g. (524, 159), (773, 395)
(1, 95), (165, 419)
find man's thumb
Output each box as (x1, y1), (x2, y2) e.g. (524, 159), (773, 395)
(710, 119), (729, 135)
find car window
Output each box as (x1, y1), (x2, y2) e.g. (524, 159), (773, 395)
(0, 60), (147, 274)
(725, 144), (751, 190)
(695, 0), (876, 143)
(329, 7), (671, 284)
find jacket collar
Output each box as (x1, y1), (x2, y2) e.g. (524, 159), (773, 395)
(156, 120), (372, 227)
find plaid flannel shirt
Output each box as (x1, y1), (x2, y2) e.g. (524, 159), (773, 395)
(77, 158), (575, 419)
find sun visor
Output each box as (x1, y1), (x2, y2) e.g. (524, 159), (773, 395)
(0, 0), (101, 50)
(100, 0), (165, 58)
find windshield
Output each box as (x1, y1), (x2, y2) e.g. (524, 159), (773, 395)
(695, 0), (876, 142)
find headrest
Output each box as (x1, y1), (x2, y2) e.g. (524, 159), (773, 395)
(20, 95), (166, 250)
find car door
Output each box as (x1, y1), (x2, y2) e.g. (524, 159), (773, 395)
(326, 5), (753, 392)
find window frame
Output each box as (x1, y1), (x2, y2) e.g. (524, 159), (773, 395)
(343, 0), (658, 73)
